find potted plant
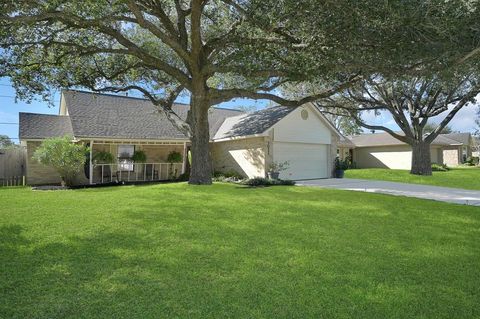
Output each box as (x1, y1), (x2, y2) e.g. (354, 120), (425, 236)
(334, 157), (349, 178)
(92, 151), (115, 181)
(167, 151), (183, 179)
(267, 161), (289, 180)
(93, 151), (115, 165)
(132, 150), (147, 172)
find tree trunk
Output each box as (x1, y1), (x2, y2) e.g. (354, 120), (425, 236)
(410, 141), (432, 175)
(188, 94), (212, 185)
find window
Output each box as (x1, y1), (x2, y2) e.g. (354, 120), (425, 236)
(118, 145), (135, 171)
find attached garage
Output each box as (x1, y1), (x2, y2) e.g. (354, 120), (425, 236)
(211, 103), (340, 179)
(273, 142), (329, 180)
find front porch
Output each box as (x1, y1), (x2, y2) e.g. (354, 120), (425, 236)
(88, 139), (188, 185)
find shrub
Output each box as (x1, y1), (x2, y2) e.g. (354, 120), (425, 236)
(213, 170), (243, 179)
(335, 157), (350, 170)
(131, 150), (147, 163)
(33, 136), (88, 186)
(242, 177), (295, 187)
(93, 151), (115, 164)
(268, 161), (290, 172)
(212, 171), (244, 182)
(465, 157), (479, 166)
(431, 163), (449, 172)
(167, 151), (183, 163)
(177, 172), (190, 181)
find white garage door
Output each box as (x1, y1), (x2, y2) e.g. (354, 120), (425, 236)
(273, 142), (328, 180)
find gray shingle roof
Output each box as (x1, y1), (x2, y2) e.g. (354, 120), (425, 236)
(64, 91), (186, 140)
(59, 90), (243, 140)
(337, 136), (356, 148)
(440, 133), (471, 145)
(19, 113), (73, 139)
(349, 132), (462, 147)
(213, 106), (294, 140)
(20, 91), (302, 141)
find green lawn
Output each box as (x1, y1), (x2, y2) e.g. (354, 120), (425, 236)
(1, 183), (479, 318)
(345, 167), (480, 190)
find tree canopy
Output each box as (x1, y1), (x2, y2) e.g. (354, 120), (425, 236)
(0, 135), (14, 148)
(2, 0), (480, 182)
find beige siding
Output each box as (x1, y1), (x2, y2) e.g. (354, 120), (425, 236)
(430, 147), (444, 164)
(211, 137), (266, 178)
(26, 141), (89, 185)
(328, 133), (339, 177)
(273, 106), (332, 144)
(338, 147), (351, 161)
(26, 141), (63, 185)
(354, 145), (447, 169)
(140, 145), (184, 162)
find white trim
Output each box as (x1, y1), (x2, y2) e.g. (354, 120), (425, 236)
(211, 133), (267, 143)
(80, 138), (188, 145)
(262, 103), (343, 140)
(182, 142), (187, 174)
(306, 103), (344, 138)
(89, 140), (94, 184)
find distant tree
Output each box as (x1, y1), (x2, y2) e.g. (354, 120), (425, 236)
(322, 75), (480, 176)
(319, 109), (363, 136)
(33, 136), (88, 186)
(423, 123), (454, 134)
(476, 106), (480, 136)
(0, 135), (14, 148)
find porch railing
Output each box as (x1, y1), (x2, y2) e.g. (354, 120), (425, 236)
(92, 162), (183, 184)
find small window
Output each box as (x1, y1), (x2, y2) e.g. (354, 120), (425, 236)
(118, 145), (135, 171)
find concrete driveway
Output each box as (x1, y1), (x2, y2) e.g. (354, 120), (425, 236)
(297, 178), (480, 206)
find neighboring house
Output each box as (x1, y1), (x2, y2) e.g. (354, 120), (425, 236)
(19, 90), (343, 185)
(473, 137), (480, 157)
(441, 133), (474, 162)
(341, 132), (472, 170)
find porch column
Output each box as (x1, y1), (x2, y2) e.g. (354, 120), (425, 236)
(182, 142), (187, 174)
(89, 140), (94, 184)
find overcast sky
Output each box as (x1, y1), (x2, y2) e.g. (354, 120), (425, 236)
(1, 77), (478, 142)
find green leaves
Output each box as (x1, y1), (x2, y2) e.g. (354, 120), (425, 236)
(33, 136), (88, 186)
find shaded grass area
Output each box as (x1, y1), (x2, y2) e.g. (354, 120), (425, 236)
(345, 167), (480, 190)
(1, 183), (479, 318)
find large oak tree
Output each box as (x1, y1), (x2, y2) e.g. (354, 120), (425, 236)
(2, 1), (480, 183)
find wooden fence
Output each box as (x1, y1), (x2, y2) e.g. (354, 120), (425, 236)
(0, 147), (27, 187)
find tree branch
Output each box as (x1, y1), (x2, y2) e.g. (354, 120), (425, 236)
(209, 75), (361, 105)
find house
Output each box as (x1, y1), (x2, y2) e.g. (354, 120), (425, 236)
(342, 132), (473, 169)
(441, 133), (474, 162)
(473, 137), (480, 158)
(19, 90), (343, 185)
